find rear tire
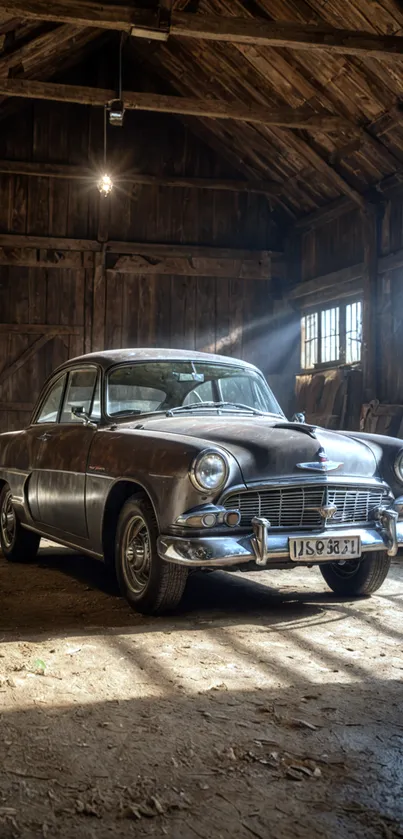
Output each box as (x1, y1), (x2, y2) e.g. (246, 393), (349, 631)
(320, 551), (391, 596)
(0, 484), (40, 563)
(115, 494), (188, 615)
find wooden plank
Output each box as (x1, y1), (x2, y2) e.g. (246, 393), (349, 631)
(290, 263), (364, 301)
(108, 254), (271, 280)
(92, 249), (106, 352)
(0, 323), (83, 334)
(107, 241), (280, 261)
(0, 159), (282, 196)
(0, 402), (33, 412)
(362, 206), (379, 402)
(0, 332), (54, 387)
(0, 247), (84, 268)
(0, 79), (353, 132)
(8, 3), (403, 61)
(0, 233), (100, 251)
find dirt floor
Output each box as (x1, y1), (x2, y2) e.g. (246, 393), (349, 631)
(1, 545), (403, 839)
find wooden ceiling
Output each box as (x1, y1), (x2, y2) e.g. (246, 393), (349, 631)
(2, 0), (403, 223)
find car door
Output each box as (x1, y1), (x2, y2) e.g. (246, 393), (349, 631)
(34, 366), (99, 540)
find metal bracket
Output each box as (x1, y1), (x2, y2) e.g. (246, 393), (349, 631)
(251, 517), (271, 566)
(130, 8), (170, 42)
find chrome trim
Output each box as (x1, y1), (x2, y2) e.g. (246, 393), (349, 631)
(220, 475), (389, 501)
(393, 496), (403, 518)
(189, 448), (230, 494)
(251, 517), (271, 565)
(158, 518), (403, 568)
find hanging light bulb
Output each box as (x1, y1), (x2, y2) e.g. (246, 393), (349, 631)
(98, 106), (113, 196)
(98, 173), (113, 196)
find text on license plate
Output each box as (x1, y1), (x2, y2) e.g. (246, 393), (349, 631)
(289, 536), (361, 562)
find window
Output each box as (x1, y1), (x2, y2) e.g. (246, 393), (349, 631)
(36, 375), (67, 423)
(301, 300), (362, 370)
(106, 362), (283, 418)
(60, 369), (98, 423)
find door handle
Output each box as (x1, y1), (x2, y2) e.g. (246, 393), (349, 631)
(38, 432), (51, 442)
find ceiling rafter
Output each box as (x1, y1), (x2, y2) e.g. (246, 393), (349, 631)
(4, 1), (403, 61)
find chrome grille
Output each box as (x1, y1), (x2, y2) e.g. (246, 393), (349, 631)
(222, 485), (387, 529)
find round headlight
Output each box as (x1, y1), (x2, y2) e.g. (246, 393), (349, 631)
(190, 450), (229, 493)
(394, 450), (403, 483)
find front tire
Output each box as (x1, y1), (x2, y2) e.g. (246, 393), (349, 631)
(115, 494), (188, 615)
(320, 551), (391, 596)
(0, 484), (40, 563)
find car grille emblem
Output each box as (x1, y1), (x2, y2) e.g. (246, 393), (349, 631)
(317, 504), (338, 521)
(297, 447), (343, 473)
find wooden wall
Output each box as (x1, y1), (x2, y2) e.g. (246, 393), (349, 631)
(294, 190), (403, 429)
(0, 93), (293, 432)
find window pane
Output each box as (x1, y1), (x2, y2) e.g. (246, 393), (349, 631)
(36, 375), (66, 423)
(61, 369), (97, 423)
(301, 313), (318, 369)
(346, 301), (362, 364)
(321, 307), (340, 363)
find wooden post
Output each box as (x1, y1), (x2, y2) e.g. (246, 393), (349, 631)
(361, 204), (379, 403)
(92, 195), (109, 351)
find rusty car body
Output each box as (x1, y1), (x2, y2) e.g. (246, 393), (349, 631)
(1, 348), (403, 614)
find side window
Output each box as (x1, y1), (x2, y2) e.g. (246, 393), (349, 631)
(36, 375), (67, 424)
(60, 369), (98, 424)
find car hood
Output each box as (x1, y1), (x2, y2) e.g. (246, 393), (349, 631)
(130, 415), (378, 483)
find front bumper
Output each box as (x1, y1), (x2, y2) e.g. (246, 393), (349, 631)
(157, 508), (402, 569)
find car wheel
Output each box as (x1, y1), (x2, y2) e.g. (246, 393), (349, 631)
(0, 484), (40, 563)
(320, 551), (391, 596)
(115, 494), (188, 615)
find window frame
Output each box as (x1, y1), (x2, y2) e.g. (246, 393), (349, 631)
(300, 298), (362, 372)
(60, 365), (100, 425)
(32, 365), (101, 426)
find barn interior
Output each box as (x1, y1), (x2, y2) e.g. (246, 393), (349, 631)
(1, 2), (403, 838)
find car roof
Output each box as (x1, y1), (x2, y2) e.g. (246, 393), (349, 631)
(53, 348), (259, 374)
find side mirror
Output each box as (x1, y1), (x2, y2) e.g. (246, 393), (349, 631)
(292, 412), (306, 424)
(71, 406), (97, 429)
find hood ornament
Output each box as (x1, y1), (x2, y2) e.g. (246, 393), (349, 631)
(297, 447), (343, 473)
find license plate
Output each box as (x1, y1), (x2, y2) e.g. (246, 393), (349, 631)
(289, 536), (361, 562)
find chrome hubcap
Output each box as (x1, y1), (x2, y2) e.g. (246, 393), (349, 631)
(122, 515), (151, 595)
(1, 492), (16, 549)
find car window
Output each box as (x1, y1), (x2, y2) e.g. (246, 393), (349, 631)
(36, 375), (67, 424)
(60, 369), (98, 424)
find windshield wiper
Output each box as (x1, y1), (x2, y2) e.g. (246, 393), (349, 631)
(166, 401), (264, 416)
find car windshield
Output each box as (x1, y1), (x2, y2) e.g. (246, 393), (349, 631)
(106, 361), (283, 418)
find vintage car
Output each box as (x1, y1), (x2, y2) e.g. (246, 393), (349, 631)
(0, 348), (403, 614)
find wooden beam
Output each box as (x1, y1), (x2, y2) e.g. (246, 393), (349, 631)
(106, 241), (282, 262)
(0, 158), (282, 196)
(0, 324), (83, 334)
(0, 247), (85, 268)
(107, 254), (272, 280)
(0, 233), (100, 251)
(0, 79), (353, 132)
(0, 333), (55, 388)
(290, 263), (364, 301)
(6, 3), (403, 61)
(0, 233), (283, 270)
(170, 13), (403, 62)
